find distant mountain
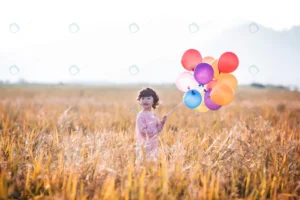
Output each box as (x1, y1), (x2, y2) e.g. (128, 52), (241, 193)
(204, 19), (300, 88)
(250, 82), (299, 91)
(250, 83), (266, 89)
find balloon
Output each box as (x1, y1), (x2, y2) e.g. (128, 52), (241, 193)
(210, 84), (235, 106)
(181, 49), (202, 71)
(206, 80), (218, 90)
(202, 56), (214, 65)
(211, 59), (220, 79)
(194, 63), (214, 85)
(183, 89), (202, 109)
(195, 92), (209, 113)
(175, 72), (199, 92)
(204, 90), (221, 110)
(218, 52), (239, 73)
(217, 73), (238, 90)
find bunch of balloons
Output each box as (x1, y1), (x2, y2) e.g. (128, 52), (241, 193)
(176, 49), (239, 112)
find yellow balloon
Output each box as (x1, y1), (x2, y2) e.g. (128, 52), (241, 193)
(202, 56), (214, 65)
(195, 92), (209, 113)
(211, 59), (220, 79)
(217, 73), (238, 90)
(210, 84), (234, 106)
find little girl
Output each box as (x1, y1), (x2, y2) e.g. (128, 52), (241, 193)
(135, 87), (167, 163)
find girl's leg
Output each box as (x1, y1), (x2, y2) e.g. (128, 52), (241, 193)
(148, 148), (158, 162)
(135, 145), (144, 164)
(145, 138), (159, 162)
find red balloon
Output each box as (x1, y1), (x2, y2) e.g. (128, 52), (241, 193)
(218, 52), (239, 73)
(206, 80), (218, 90)
(181, 49), (202, 71)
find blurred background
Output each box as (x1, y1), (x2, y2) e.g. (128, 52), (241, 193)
(0, 0), (299, 90)
(1, 1), (300, 199)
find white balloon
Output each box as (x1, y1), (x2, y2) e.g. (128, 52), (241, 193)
(175, 71), (199, 92)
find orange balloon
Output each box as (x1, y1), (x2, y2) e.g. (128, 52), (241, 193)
(206, 80), (218, 90)
(211, 59), (220, 79)
(202, 56), (214, 65)
(217, 73), (238, 90)
(210, 84), (234, 106)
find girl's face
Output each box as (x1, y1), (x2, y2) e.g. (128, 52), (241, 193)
(139, 96), (154, 110)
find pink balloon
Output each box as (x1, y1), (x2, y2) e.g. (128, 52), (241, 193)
(176, 72), (199, 93)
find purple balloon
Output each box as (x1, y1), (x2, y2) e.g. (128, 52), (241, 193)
(194, 63), (214, 85)
(204, 90), (221, 110)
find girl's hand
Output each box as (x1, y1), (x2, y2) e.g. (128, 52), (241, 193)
(161, 115), (167, 124)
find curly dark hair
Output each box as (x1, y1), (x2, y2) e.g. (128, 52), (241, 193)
(136, 87), (160, 109)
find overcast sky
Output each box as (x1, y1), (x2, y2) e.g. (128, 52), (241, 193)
(0, 0), (300, 86)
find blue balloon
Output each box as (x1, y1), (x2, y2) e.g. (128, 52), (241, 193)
(183, 89), (202, 109)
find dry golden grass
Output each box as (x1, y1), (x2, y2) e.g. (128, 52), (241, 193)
(0, 85), (299, 200)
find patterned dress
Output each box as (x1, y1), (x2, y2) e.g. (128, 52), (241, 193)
(135, 110), (164, 162)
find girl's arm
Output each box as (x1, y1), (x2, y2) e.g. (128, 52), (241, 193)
(136, 115), (158, 137)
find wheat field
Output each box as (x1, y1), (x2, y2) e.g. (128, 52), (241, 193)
(0, 85), (299, 200)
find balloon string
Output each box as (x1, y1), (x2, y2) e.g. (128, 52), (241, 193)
(166, 101), (184, 116)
